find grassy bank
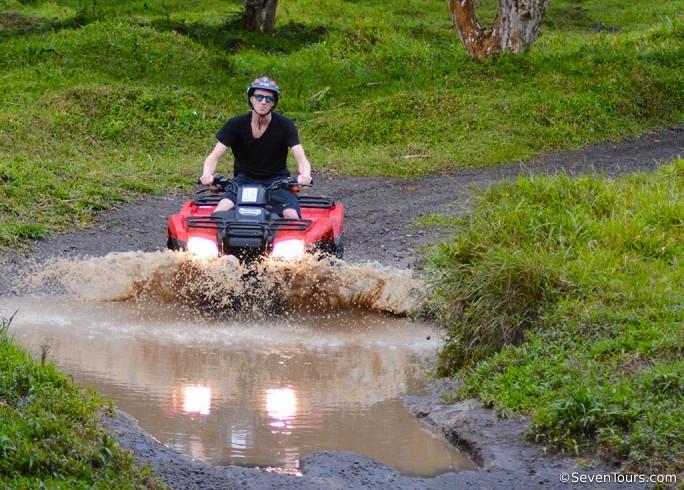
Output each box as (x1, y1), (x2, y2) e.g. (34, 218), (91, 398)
(425, 160), (684, 472)
(0, 314), (162, 489)
(0, 0), (683, 244)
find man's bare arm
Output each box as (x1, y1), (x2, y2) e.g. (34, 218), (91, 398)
(291, 144), (312, 184)
(201, 142), (229, 184)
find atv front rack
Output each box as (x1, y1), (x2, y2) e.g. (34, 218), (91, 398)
(186, 216), (312, 232)
(297, 196), (335, 208)
(192, 189), (224, 207)
(192, 192), (335, 209)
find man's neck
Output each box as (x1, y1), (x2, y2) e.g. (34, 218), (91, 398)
(251, 111), (272, 130)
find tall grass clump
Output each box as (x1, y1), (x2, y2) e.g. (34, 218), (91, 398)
(426, 160), (684, 471)
(0, 313), (162, 488)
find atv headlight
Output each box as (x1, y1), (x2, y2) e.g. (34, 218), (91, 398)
(271, 239), (305, 261)
(187, 236), (219, 259)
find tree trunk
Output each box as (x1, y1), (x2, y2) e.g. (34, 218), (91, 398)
(244, 0), (279, 33)
(448, 0), (551, 61)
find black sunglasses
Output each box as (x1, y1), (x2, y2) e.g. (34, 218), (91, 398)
(253, 94), (275, 104)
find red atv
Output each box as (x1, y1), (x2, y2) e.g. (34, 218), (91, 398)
(167, 176), (345, 262)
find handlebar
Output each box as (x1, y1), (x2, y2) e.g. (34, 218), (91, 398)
(197, 176), (231, 187)
(268, 176), (313, 190)
(197, 176), (312, 191)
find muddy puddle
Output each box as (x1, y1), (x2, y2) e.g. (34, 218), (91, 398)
(3, 252), (472, 476)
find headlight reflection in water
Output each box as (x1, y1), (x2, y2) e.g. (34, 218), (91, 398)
(265, 387), (298, 432)
(182, 385), (212, 416)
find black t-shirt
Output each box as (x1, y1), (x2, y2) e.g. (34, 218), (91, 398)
(216, 112), (301, 179)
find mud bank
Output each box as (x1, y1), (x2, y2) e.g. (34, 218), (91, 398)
(2, 126), (682, 488)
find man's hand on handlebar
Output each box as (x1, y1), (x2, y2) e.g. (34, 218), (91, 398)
(297, 174), (313, 185)
(199, 174), (214, 186)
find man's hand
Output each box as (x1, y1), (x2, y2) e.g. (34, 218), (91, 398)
(200, 174), (214, 185)
(297, 174), (313, 185)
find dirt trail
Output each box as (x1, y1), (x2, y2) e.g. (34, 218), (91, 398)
(3, 127), (681, 275)
(3, 126), (682, 488)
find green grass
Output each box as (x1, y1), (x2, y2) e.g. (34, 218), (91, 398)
(0, 313), (163, 489)
(424, 160), (684, 472)
(0, 0), (683, 244)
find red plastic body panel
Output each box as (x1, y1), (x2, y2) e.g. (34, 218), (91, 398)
(167, 200), (218, 245)
(167, 198), (345, 251)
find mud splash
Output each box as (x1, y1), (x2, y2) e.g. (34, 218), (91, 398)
(26, 251), (423, 316)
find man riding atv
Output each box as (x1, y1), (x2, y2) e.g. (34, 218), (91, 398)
(167, 76), (343, 261)
(200, 76), (313, 219)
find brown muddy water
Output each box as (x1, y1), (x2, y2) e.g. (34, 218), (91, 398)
(3, 251), (473, 476)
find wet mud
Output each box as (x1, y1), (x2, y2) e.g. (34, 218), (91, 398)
(23, 251), (421, 316)
(2, 126), (682, 488)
